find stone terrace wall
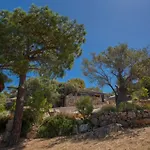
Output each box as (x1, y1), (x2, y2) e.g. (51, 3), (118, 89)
(90, 110), (150, 128)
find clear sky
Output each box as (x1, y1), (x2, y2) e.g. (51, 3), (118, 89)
(1, 0), (150, 92)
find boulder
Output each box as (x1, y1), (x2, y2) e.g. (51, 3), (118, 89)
(91, 118), (99, 126)
(79, 124), (89, 133)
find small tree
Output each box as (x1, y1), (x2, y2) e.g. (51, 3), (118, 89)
(76, 96), (93, 118)
(67, 78), (85, 89)
(25, 77), (59, 117)
(0, 5), (86, 145)
(82, 44), (149, 106)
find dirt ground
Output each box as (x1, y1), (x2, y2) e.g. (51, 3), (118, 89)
(1, 126), (150, 150)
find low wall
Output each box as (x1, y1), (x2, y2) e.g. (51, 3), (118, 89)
(90, 110), (150, 128)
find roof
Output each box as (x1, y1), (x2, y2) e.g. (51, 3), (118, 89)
(77, 89), (104, 96)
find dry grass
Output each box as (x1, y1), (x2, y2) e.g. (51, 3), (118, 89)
(1, 126), (150, 150)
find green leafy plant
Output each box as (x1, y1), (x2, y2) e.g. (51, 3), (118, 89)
(117, 102), (143, 112)
(76, 96), (93, 118)
(143, 104), (150, 110)
(0, 4), (86, 145)
(21, 108), (38, 137)
(37, 114), (76, 138)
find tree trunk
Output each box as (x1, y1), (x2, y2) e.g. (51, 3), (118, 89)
(8, 74), (26, 146)
(117, 86), (128, 105)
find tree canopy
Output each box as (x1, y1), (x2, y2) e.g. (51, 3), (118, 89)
(67, 78), (85, 89)
(82, 44), (149, 105)
(0, 5), (86, 145)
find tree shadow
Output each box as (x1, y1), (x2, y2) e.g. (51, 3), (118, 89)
(0, 128), (142, 149)
(44, 128), (141, 149)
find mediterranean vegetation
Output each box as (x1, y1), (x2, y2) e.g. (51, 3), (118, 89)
(0, 4), (150, 149)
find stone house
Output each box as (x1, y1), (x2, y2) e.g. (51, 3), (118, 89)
(65, 90), (105, 107)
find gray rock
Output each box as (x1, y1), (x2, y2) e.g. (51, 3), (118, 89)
(86, 123), (122, 139)
(91, 118), (99, 126)
(79, 124), (89, 133)
(128, 112), (136, 119)
(100, 121), (108, 127)
(143, 111), (149, 118)
(117, 120), (129, 128)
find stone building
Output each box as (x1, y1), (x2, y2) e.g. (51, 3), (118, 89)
(65, 90), (105, 107)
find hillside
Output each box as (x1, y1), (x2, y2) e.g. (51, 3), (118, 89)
(2, 126), (150, 150)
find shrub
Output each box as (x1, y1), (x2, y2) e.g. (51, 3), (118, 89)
(132, 87), (149, 100)
(0, 93), (7, 113)
(21, 108), (39, 137)
(0, 111), (9, 133)
(97, 105), (117, 115)
(76, 96), (93, 118)
(117, 102), (143, 112)
(143, 104), (150, 110)
(37, 114), (76, 138)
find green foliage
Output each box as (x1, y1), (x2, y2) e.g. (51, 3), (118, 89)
(0, 111), (9, 133)
(38, 114), (76, 138)
(132, 87), (149, 100)
(58, 82), (77, 96)
(141, 76), (150, 97)
(67, 78), (85, 89)
(117, 102), (143, 112)
(21, 108), (38, 137)
(82, 44), (149, 105)
(76, 96), (93, 117)
(97, 105), (117, 115)
(25, 77), (59, 115)
(0, 93), (7, 112)
(0, 5), (86, 144)
(143, 103), (150, 110)
(0, 5), (86, 77)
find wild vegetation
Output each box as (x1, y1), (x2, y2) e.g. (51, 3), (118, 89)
(0, 4), (150, 149)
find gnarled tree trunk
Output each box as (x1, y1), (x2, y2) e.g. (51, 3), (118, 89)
(117, 86), (128, 105)
(8, 74), (26, 146)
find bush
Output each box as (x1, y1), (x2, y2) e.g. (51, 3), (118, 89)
(0, 111), (9, 133)
(37, 114), (76, 138)
(132, 87), (149, 100)
(21, 108), (39, 137)
(76, 96), (93, 118)
(143, 104), (150, 110)
(117, 102), (143, 112)
(98, 105), (117, 115)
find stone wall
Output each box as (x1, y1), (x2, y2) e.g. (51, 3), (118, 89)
(65, 94), (104, 107)
(90, 110), (150, 128)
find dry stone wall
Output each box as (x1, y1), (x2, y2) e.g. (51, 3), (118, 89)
(90, 110), (150, 128)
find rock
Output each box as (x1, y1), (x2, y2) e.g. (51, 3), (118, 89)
(143, 111), (149, 118)
(91, 118), (99, 126)
(136, 111), (143, 119)
(79, 124), (89, 133)
(117, 120), (129, 128)
(128, 112), (136, 119)
(120, 112), (127, 120)
(86, 123), (122, 139)
(100, 121), (108, 127)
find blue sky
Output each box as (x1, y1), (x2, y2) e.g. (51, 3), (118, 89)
(1, 0), (150, 92)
